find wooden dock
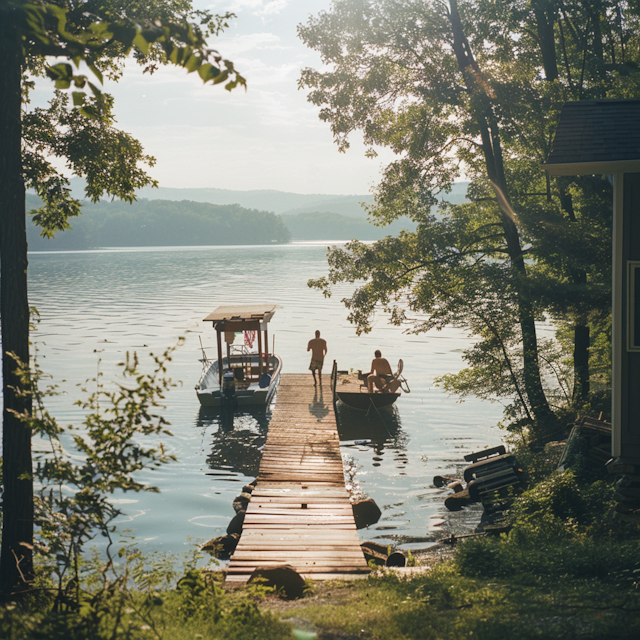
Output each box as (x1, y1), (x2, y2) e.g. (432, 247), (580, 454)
(225, 373), (369, 582)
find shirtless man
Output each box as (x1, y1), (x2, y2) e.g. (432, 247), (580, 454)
(367, 350), (393, 392)
(307, 330), (328, 386)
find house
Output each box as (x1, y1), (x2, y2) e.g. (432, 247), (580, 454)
(543, 99), (640, 495)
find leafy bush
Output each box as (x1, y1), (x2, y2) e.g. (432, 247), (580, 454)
(455, 535), (640, 582)
(455, 470), (640, 582)
(0, 565), (294, 640)
(508, 470), (615, 540)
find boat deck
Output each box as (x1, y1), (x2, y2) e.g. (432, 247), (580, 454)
(334, 370), (370, 393)
(225, 373), (369, 582)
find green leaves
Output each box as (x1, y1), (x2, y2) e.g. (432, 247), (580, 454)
(12, 340), (184, 594)
(300, 0), (640, 433)
(19, 1), (246, 118)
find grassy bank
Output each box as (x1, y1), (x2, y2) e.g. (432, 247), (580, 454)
(3, 540), (639, 640)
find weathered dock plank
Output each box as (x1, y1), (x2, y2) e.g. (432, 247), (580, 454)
(225, 373), (369, 583)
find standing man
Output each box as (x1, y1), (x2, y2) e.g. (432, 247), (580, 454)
(307, 330), (328, 386)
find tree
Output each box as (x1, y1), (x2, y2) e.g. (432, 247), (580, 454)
(299, 0), (640, 434)
(0, 0), (244, 596)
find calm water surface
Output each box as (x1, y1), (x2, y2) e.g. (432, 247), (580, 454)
(23, 243), (502, 557)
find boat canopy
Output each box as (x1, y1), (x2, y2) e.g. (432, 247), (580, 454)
(203, 304), (280, 329)
(203, 304), (280, 384)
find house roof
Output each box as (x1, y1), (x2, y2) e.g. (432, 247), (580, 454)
(203, 304), (280, 324)
(543, 99), (640, 175)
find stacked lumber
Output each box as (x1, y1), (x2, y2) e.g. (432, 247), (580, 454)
(559, 415), (612, 470)
(436, 445), (526, 533)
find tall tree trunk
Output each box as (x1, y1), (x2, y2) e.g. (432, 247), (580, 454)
(533, 6), (592, 405)
(532, 0), (559, 81)
(0, 1), (34, 596)
(448, 0), (554, 435)
(557, 178), (590, 401)
(585, 0), (607, 92)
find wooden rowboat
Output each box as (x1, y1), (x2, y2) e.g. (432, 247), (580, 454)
(330, 361), (402, 412)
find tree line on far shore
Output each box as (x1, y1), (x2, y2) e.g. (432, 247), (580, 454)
(26, 193), (429, 249)
(26, 194), (292, 249)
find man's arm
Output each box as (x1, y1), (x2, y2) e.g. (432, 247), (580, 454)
(323, 340), (327, 356)
(307, 340), (311, 352)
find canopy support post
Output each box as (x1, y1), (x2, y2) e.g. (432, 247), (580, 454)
(216, 327), (223, 385)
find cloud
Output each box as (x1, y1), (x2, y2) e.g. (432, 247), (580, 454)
(215, 32), (286, 56)
(262, 0), (290, 15)
(216, 0), (290, 15)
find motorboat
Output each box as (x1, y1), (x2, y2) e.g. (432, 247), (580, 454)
(196, 304), (282, 408)
(330, 359), (408, 412)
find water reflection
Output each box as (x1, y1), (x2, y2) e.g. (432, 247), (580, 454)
(336, 404), (408, 471)
(196, 408), (269, 479)
(337, 403), (402, 445)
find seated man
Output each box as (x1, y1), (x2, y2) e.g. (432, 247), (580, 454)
(367, 350), (394, 393)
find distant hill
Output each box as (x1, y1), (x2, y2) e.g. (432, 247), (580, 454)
(26, 195), (291, 250)
(67, 178), (469, 218)
(68, 177), (375, 217)
(278, 181), (468, 240)
(29, 182), (469, 248)
(281, 211), (417, 241)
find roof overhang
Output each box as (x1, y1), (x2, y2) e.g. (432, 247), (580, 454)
(203, 304), (281, 325)
(543, 159), (640, 176)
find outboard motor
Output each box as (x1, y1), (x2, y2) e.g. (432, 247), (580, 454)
(259, 373), (271, 388)
(221, 369), (238, 413)
(222, 369), (236, 399)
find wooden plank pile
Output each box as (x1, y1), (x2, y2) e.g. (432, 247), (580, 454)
(436, 445), (526, 533)
(558, 415), (611, 470)
(225, 374), (369, 583)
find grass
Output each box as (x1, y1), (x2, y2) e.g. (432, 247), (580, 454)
(261, 549), (640, 639)
(3, 530), (640, 640)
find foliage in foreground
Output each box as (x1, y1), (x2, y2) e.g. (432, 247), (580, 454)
(1, 342), (182, 600)
(3, 449), (640, 640)
(0, 562), (292, 640)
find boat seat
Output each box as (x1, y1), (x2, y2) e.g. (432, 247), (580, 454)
(378, 359), (405, 393)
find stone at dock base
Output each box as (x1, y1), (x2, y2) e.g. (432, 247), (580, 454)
(227, 510), (246, 535)
(201, 533), (239, 558)
(248, 564), (306, 600)
(352, 498), (382, 529)
(233, 492), (252, 513)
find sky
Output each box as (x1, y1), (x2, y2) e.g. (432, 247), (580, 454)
(34, 1), (397, 195)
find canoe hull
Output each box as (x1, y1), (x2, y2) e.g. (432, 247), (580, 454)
(335, 391), (399, 412)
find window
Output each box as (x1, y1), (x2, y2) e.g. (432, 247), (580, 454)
(628, 261), (640, 351)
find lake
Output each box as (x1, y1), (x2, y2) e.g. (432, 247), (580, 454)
(23, 242), (502, 558)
